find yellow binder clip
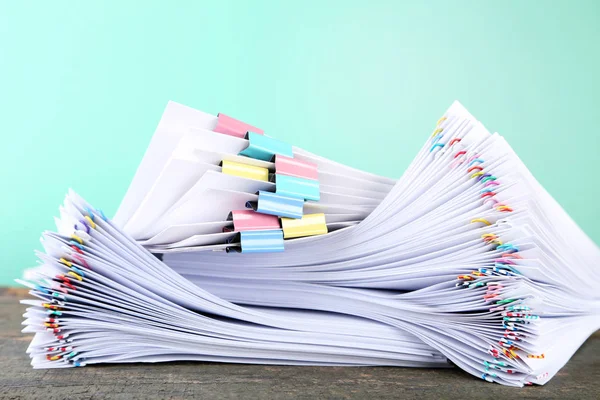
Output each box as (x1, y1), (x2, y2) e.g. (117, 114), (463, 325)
(221, 160), (269, 182)
(281, 213), (328, 239)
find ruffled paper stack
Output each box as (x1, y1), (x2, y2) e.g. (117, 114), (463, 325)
(19, 101), (599, 386)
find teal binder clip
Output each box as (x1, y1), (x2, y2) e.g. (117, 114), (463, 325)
(274, 174), (320, 201)
(226, 229), (285, 253)
(246, 191), (304, 219)
(239, 132), (294, 161)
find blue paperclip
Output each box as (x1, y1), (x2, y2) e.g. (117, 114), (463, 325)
(69, 241), (85, 251)
(239, 229), (285, 253)
(274, 174), (320, 202)
(227, 230), (285, 253)
(85, 207), (95, 221)
(497, 244), (519, 253)
(36, 285), (49, 294)
(493, 262), (521, 275)
(247, 191), (304, 219)
(52, 292), (67, 301)
(239, 132), (294, 161)
(70, 266), (85, 278)
(429, 143), (444, 152)
(96, 208), (107, 221)
(469, 281), (486, 288)
(468, 158), (485, 166)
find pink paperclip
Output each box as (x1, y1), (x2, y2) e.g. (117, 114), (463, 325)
(484, 197), (500, 206)
(485, 181), (500, 187)
(450, 156), (466, 169)
(71, 254), (89, 269)
(230, 210), (280, 232)
(214, 113), (264, 138)
(495, 259), (516, 265)
(275, 155), (318, 180)
(467, 154), (480, 164)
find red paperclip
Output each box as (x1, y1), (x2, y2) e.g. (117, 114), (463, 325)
(467, 166), (483, 173)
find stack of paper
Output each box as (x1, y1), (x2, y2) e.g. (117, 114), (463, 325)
(19, 101), (599, 387)
(114, 102), (393, 251)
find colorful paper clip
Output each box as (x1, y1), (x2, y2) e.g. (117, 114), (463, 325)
(429, 143), (444, 152)
(226, 229), (285, 253)
(238, 132), (293, 161)
(280, 213), (328, 239)
(246, 191), (304, 219)
(84, 216), (96, 230)
(471, 218), (492, 226)
(274, 155), (318, 181)
(76, 220), (90, 234)
(214, 113), (264, 138)
(273, 174), (320, 202)
(224, 210), (281, 232)
(221, 160), (270, 182)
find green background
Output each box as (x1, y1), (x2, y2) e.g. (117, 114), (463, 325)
(1, 1), (599, 286)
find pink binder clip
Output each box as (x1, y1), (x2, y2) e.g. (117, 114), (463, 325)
(275, 155), (318, 181)
(214, 113), (264, 138)
(225, 210), (281, 232)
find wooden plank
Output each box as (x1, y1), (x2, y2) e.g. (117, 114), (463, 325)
(1, 289), (598, 399)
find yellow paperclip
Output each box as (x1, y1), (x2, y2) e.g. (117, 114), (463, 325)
(470, 171), (484, 179)
(221, 160), (269, 182)
(527, 353), (545, 359)
(67, 271), (83, 281)
(471, 218), (491, 226)
(431, 128), (443, 137)
(437, 116), (447, 125)
(481, 234), (496, 240)
(70, 234), (83, 245)
(280, 213), (328, 239)
(84, 216), (96, 229)
(59, 258), (72, 267)
(496, 205), (512, 212)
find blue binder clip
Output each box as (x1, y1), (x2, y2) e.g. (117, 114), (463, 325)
(246, 191), (304, 219)
(238, 132), (294, 161)
(273, 174), (320, 201)
(226, 229), (285, 253)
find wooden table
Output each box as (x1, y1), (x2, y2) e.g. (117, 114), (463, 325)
(1, 288), (598, 399)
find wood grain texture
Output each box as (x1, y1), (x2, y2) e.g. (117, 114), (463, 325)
(1, 289), (598, 400)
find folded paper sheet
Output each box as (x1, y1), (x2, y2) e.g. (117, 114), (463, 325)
(19, 101), (599, 387)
